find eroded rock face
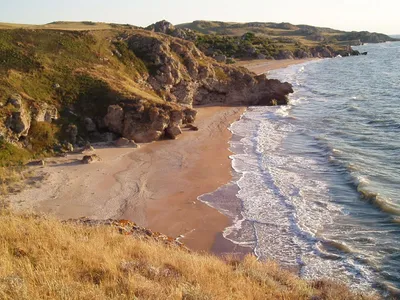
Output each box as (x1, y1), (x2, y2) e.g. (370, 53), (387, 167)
(3, 95), (59, 141)
(6, 111), (31, 137)
(103, 101), (185, 143)
(5, 95), (31, 137)
(148, 20), (196, 41)
(32, 103), (58, 123)
(65, 124), (78, 145)
(104, 105), (124, 134)
(127, 32), (293, 109)
(99, 31), (294, 143)
(84, 117), (97, 132)
(165, 124), (182, 139)
(7, 94), (23, 109)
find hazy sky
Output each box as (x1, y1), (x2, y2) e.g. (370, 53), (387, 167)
(1, 0), (399, 34)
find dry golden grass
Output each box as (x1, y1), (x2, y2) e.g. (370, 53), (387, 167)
(0, 211), (377, 300)
(0, 21), (118, 31)
(0, 167), (30, 196)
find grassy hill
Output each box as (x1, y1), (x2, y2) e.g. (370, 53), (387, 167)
(177, 20), (397, 45)
(0, 21), (138, 31)
(175, 20), (398, 60)
(0, 210), (374, 299)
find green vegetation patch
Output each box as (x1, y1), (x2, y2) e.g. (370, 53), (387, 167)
(113, 41), (148, 77)
(28, 121), (60, 154)
(0, 140), (31, 167)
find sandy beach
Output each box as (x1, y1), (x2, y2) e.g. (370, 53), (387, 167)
(7, 59), (309, 254)
(236, 58), (318, 75)
(7, 106), (245, 253)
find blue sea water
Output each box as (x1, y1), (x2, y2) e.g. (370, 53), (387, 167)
(200, 42), (400, 297)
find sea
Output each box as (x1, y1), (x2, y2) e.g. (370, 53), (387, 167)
(200, 41), (400, 297)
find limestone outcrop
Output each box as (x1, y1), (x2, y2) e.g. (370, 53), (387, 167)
(95, 30), (294, 143)
(32, 103), (58, 123)
(127, 31), (293, 108)
(103, 101), (185, 142)
(3, 94), (58, 141)
(5, 94), (31, 138)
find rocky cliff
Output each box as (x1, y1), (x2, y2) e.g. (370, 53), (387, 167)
(0, 26), (293, 159)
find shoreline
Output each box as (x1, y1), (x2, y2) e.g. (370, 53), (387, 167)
(6, 106), (246, 254)
(6, 58), (311, 256)
(235, 58), (318, 75)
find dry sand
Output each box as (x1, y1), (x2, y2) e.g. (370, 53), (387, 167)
(7, 106), (245, 253)
(7, 59), (311, 255)
(236, 58), (318, 75)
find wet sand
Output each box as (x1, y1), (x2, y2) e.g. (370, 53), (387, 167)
(236, 58), (318, 75)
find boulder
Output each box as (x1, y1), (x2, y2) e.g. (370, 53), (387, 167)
(150, 114), (169, 132)
(132, 130), (163, 143)
(5, 94), (31, 137)
(257, 53), (266, 60)
(84, 117), (97, 132)
(26, 160), (45, 166)
(182, 108), (197, 124)
(6, 111), (31, 137)
(7, 94), (23, 109)
(65, 124), (78, 145)
(80, 144), (95, 153)
(104, 105), (124, 134)
(294, 50), (311, 59)
(170, 110), (183, 124)
(64, 142), (74, 153)
(184, 124), (199, 131)
(100, 132), (117, 143)
(165, 124), (182, 139)
(277, 50), (294, 59)
(151, 20), (176, 34)
(214, 54), (227, 63)
(32, 103), (58, 123)
(81, 154), (101, 164)
(114, 137), (139, 148)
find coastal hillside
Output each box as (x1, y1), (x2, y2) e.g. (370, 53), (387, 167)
(0, 210), (372, 299)
(0, 24), (292, 174)
(172, 20), (398, 60)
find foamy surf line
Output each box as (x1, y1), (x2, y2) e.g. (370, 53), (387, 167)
(199, 61), (378, 293)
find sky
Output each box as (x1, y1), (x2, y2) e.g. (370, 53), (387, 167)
(0, 0), (399, 34)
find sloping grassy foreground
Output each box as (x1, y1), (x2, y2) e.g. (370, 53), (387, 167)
(0, 211), (374, 300)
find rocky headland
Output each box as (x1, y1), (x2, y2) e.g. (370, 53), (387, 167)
(0, 26), (293, 159)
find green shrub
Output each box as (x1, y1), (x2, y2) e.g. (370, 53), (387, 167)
(28, 121), (59, 154)
(214, 67), (229, 81)
(0, 140), (31, 167)
(113, 41), (148, 77)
